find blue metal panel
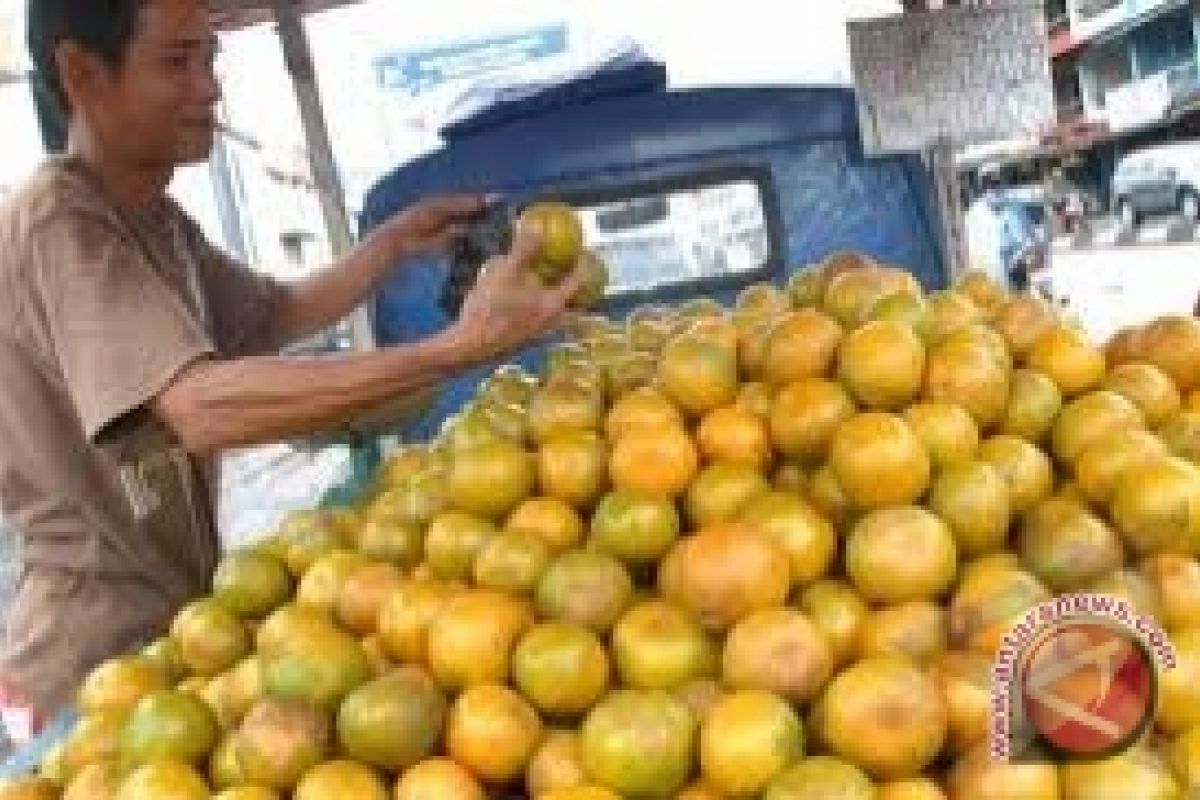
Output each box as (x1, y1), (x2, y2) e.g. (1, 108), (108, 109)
(359, 85), (947, 440)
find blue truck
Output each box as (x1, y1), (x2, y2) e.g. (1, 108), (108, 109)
(360, 68), (952, 443)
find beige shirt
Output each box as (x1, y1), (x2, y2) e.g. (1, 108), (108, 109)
(0, 157), (287, 711)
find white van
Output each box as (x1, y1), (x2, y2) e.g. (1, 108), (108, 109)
(1111, 141), (1200, 226)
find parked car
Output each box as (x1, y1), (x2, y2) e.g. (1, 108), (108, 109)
(1111, 141), (1200, 226)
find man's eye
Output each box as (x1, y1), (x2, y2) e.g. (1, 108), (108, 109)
(163, 54), (190, 70)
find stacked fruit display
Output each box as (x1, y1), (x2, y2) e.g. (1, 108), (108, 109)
(5, 248), (1200, 799)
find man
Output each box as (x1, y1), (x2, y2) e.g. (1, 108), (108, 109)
(965, 168), (1038, 290)
(0, 0), (584, 725)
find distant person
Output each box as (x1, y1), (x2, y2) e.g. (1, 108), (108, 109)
(965, 170), (1036, 290)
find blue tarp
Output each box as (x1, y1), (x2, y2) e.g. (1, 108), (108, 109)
(359, 83), (949, 442)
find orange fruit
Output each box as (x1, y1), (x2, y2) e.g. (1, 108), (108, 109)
(519, 201), (584, 280)
(609, 425), (699, 498)
(1018, 497), (1124, 591)
(927, 461), (1012, 557)
(512, 622), (611, 716)
(931, 651), (993, 756)
(814, 656), (947, 779)
(1141, 553), (1200, 629)
(114, 761), (209, 800)
(1075, 428), (1167, 505)
(799, 579), (869, 668)
(234, 699), (331, 791)
(335, 562), (404, 637)
(769, 378), (856, 463)
(948, 743), (1060, 800)
(1110, 456), (1200, 556)
(1131, 315), (1200, 392)
(293, 760), (388, 800)
(393, 758), (486, 800)
(604, 386), (684, 439)
(1000, 369), (1062, 443)
(760, 309), (844, 386)
(738, 490), (836, 586)
(446, 439), (536, 519)
(921, 291), (984, 344)
(1104, 362), (1183, 426)
(335, 667), (445, 772)
(612, 599), (718, 691)
(377, 578), (458, 666)
(423, 511), (496, 582)
(948, 566), (1049, 655)
(78, 656), (169, 717)
(829, 413), (931, 510)
(700, 690), (803, 796)
(837, 320), (926, 410)
(657, 334), (740, 417)
(858, 601), (947, 666)
(1051, 389), (1144, 465)
(955, 270), (1005, 312)
(923, 338), (1011, 430)
(526, 730), (588, 795)
(1027, 325), (1106, 397)
(846, 507), (957, 603)
(425, 590), (533, 691)
(537, 431), (609, 510)
(259, 626), (371, 712)
(663, 522), (791, 631)
(472, 529), (553, 597)
(536, 550), (634, 634)
(722, 607), (833, 703)
(354, 516), (423, 569)
(991, 293), (1057, 357)
(580, 690), (697, 797)
(528, 379), (605, 444)
(697, 405), (772, 469)
(978, 435), (1055, 514)
(212, 550), (294, 621)
(506, 497), (585, 552)
(590, 489), (681, 565)
(903, 402), (980, 467)
(684, 462), (771, 527)
(446, 684), (544, 785)
(1159, 410), (1200, 463)
(765, 757), (874, 799)
(295, 551), (369, 614)
(171, 599), (250, 678)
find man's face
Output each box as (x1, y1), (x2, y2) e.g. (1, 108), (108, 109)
(72, 0), (221, 167)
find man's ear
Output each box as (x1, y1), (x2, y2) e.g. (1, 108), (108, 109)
(54, 40), (108, 109)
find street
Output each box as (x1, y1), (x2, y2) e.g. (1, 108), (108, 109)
(1033, 217), (1200, 344)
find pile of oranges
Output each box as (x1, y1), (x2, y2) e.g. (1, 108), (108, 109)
(5, 250), (1200, 800)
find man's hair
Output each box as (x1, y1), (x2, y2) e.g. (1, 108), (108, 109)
(27, 0), (149, 112)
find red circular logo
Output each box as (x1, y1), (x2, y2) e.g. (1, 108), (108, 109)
(1019, 621), (1155, 757)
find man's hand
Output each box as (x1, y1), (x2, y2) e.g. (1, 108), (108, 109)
(448, 222), (586, 364)
(382, 194), (489, 259)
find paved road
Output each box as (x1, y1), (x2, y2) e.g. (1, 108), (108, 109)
(1036, 226), (1200, 343)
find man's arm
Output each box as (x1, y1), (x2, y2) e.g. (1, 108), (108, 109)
(153, 225), (582, 458)
(272, 195), (484, 344)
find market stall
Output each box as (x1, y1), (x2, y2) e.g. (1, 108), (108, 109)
(4, 3), (1200, 797)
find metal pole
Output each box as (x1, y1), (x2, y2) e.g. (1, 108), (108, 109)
(273, 0), (376, 352)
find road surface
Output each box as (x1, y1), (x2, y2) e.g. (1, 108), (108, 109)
(1035, 218), (1200, 344)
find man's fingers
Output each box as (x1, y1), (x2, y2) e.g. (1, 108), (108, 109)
(550, 259), (589, 306)
(506, 222), (546, 273)
(426, 194), (488, 221)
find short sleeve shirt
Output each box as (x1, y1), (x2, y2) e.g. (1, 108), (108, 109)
(0, 157), (287, 707)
